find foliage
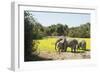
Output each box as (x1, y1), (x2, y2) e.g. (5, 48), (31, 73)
(24, 11), (35, 61)
(32, 40), (40, 52)
(68, 23), (90, 38)
(24, 11), (42, 61)
(31, 22), (90, 38)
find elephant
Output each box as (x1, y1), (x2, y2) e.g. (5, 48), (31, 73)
(67, 39), (78, 53)
(78, 40), (86, 51)
(55, 36), (68, 54)
(55, 36), (78, 53)
(56, 40), (64, 54)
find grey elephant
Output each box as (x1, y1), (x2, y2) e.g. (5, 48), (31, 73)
(55, 36), (78, 53)
(55, 36), (67, 54)
(67, 39), (78, 53)
(78, 40), (86, 51)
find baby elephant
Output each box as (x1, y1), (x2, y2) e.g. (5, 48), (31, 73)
(78, 40), (86, 51)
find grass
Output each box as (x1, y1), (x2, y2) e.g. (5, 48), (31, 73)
(34, 37), (90, 53)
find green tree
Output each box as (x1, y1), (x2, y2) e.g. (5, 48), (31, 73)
(56, 23), (65, 36)
(64, 24), (69, 36)
(32, 22), (45, 39)
(68, 22), (90, 38)
(24, 11), (38, 61)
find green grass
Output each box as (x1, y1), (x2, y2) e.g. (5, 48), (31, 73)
(34, 37), (90, 53)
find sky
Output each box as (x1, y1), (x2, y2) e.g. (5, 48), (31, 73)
(30, 11), (90, 27)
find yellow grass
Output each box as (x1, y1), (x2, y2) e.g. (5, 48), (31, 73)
(34, 37), (90, 53)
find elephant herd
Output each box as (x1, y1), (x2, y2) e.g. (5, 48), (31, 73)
(55, 36), (86, 54)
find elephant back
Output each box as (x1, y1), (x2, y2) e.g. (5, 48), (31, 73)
(68, 39), (78, 47)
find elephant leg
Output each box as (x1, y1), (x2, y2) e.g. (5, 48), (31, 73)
(64, 48), (66, 52)
(84, 45), (86, 51)
(74, 45), (77, 53)
(64, 46), (67, 52)
(58, 48), (61, 54)
(71, 47), (73, 53)
(74, 47), (76, 53)
(81, 44), (86, 52)
(83, 47), (86, 52)
(62, 48), (65, 52)
(62, 49), (64, 52)
(63, 44), (66, 52)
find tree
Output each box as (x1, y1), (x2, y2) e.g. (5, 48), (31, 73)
(68, 22), (90, 38)
(64, 24), (69, 36)
(24, 11), (38, 61)
(32, 22), (45, 39)
(56, 23), (65, 36)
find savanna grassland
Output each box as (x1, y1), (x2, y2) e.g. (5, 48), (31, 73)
(32, 37), (90, 60)
(36, 37), (90, 53)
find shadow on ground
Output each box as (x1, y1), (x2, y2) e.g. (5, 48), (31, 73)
(25, 55), (52, 62)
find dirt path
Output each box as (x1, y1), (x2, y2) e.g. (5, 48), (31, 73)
(38, 51), (90, 60)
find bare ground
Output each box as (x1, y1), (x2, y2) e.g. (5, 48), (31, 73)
(38, 51), (90, 60)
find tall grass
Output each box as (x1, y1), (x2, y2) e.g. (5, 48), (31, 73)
(33, 37), (90, 53)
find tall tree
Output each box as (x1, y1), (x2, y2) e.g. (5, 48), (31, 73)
(56, 23), (65, 36)
(24, 11), (37, 61)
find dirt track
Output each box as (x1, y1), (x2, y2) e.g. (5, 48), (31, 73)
(38, 51), (90, 60)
